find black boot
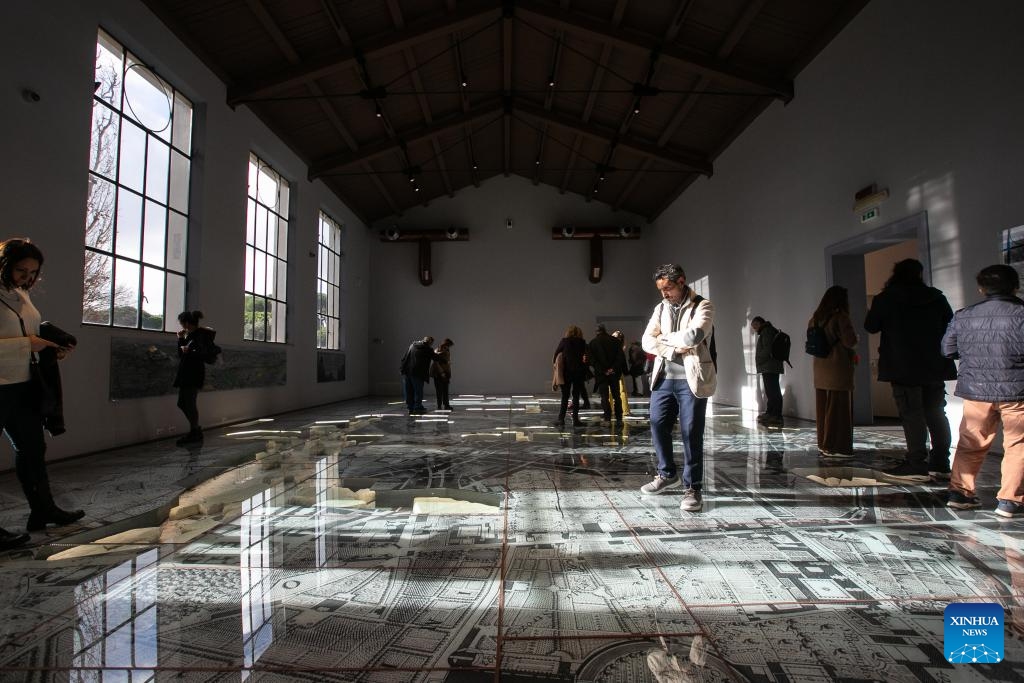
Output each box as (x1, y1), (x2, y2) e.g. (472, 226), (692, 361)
(24, 475), (85, 532)
(0, 527), (30, 551)
(176, 428), (203, 446)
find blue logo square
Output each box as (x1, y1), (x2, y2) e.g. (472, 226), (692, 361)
(944, 602), (1004, 664)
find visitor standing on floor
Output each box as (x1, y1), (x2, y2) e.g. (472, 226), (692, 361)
(589, 324), (626, 424)
(640, 264), (716, 513)
(552, 325), (588, 427)
(627, 340), (646, 396)
(943, 264), (1024, 518)
(611, 330), (631, 417)
(400, 336), (438, 415)
(809, 286), (858, 457)
(863, 258), (957, 482)
(0, 237), (84, 544)
(430, 338), (454, 411)
(751, 316), (785, 427)
(174, 310), (219, 446)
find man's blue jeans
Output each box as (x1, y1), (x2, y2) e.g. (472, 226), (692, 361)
(649, 378), (707, 488)
(402, 374), (425, 412)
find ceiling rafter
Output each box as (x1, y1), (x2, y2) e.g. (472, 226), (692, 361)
(317, 0), (405, 214)
(387, 0), (454, 199)
(502, 3), (513, 177)
(514, 0), (793, 101)
(451, 33), (481, 188)
(309, 97), (710, 179)
(559, 0), (627, 195)
(310, 102), (506, 179)
(245, 0), (401, 217)
(228, 0), (504, 106)
(615, 0), (763, 212)
(533, 29), (564, 186)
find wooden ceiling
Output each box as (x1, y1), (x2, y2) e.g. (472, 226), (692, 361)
(142, 0), (869, 224)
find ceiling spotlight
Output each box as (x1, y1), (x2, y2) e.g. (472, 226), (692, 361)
(384, 226), (400, 241)
(375, 102), (383, 118)
(414, 186), (420, 192)
(446, 226), (460, 240)
(461, 80), (468, 88)
(535, 159), (541, 165)
(633, 107), (640, 115)
(561, 226), (575, 238)
(618, 226), (635, 237)
(548, 80), (555, 87)
(472, 163), (478, 170)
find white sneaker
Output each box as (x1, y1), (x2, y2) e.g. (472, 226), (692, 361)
(640, 475), (681, 495)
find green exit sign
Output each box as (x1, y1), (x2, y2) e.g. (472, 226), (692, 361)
(860, 207), (879, 223)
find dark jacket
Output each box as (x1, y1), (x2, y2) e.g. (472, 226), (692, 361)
(942, 294), (1024, 402)
(627, 342), (646, 377)
(38, 321), (77, 436)
(754, 321), (784, 375)
(588, 331), (627, 384)
(174, 327), (217, 388)
(864, 282), (957, 384)
(400, 340), (437, 381)
(554, 337), (587, 381)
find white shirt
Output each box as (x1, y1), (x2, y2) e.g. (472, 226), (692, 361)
(0, 286), (39, 385)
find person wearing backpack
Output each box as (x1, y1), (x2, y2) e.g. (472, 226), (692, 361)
(809, 287), (858, 457)
(640, 264), (716, 513)
(750, 316), (785, 427)
(174, 310), (218, 445)
(864, 259), (957, 482)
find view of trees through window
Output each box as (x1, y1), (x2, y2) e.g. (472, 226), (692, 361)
(244, 153), (289, 343)
(84, 29), (192, 331)
(316, 212), (343, 350)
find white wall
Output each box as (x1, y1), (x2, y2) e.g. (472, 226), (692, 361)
(0, 1), (370, 460)
(648, 0), (1023, 420)
(368, 176), (648, 395)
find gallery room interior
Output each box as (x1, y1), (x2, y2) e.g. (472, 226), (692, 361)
(0, 0), (1022, 680)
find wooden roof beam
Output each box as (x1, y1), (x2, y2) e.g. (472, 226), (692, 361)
(515, 0), (792, 101)
(228, 0), (503, 105)
(309, 102), (505, 178)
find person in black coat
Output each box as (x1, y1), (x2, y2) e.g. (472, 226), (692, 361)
(864, 259), (957, 481)
(174, 310), (218, 445)
(588, 323), (628, 423)
(400, 336), (439, 414)
(751, 317), (785, 427)
(553, 325), (587, 427)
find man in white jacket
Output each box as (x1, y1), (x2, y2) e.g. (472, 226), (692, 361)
(640, 264), (716, 512)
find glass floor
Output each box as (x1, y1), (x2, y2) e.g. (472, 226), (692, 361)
(0, 395), (1020, 681)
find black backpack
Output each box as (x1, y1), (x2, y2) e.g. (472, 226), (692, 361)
(770, 328), (793, 367)
(804, 325), (831, 358)
(204, 343), (221, 364)
(688, 295), (718, 370)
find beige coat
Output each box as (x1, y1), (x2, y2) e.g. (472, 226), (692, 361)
(810, 312), (857, 391)
(552, 351), (564, 390)
(642, 293), (717, 398)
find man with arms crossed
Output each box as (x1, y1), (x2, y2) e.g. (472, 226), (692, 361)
(641, 264), (716, 512)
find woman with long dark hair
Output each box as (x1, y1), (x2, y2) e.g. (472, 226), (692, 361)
(809, 285), (858, 456)
(0, 238), (84, 543)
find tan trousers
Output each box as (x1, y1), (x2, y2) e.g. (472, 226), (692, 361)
(950, 399), (1024, 503)
(815, 389), (853, 454)
(618, 377), (631, 416)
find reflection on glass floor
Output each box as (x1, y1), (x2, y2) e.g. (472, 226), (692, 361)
(0, 395), (1021, 681)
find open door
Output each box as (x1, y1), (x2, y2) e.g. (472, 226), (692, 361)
(825, 212), (931, 425)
